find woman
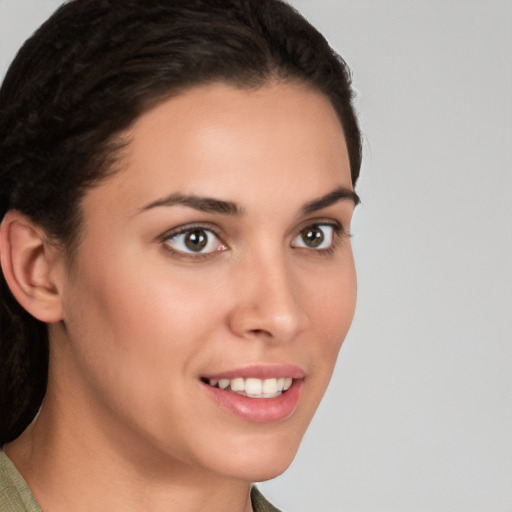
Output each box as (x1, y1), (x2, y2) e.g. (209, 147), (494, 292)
(0, 0), (362, 510)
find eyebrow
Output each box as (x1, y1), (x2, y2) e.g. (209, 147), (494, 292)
(141, 186), (359, 216)
(301, 186), (360, 215)
(141, 193), (242, 216)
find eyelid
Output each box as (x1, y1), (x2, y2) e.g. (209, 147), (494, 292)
(293, 217), (346, 237)
(159, 222), (228, 258)
(291, 218), (349, 252)
(157, 217), (349, 259)
(160, 221), (222, 239)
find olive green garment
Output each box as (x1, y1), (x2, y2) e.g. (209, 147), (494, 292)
(0, 451), (41, 512)
(250, 486), (282, 512)
(0, 451), (281, 512)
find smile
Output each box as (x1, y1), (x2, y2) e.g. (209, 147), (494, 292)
(204, 377), (293, 398)
(200, 366), (305, 422)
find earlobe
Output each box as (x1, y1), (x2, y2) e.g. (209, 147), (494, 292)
(0, 210), (64, 323)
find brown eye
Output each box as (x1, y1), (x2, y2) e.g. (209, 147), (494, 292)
(165, 228), (225, 254)
(301, 226), (324, 248)
(292, 224), (335, 250)
(184, 230), (208, 251)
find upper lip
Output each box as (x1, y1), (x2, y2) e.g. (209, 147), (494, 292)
(201, 364), (306, 380)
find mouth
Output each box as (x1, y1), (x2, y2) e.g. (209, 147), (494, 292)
(201, 377), (293, 399)
(200, 366), (305, 422)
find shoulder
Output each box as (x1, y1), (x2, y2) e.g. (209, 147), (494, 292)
(0, 451), (42, 512)
(251, 485), (283, 512)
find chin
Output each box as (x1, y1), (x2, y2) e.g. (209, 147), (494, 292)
(208, 430), (304, 483)
(245, 458), (295, 483)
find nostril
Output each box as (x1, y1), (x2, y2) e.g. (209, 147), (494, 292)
(248, 328), (272, 337)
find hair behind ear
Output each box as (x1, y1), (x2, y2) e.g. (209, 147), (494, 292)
(0, 212), (59, 445)
(0, 272), (48, 445)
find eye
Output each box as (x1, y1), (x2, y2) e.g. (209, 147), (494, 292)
(164, 228), (226, 255)
(292, 224), (336, 250)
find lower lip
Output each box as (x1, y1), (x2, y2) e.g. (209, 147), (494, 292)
(201, 379), (304, 423)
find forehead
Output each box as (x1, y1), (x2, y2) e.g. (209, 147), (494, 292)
(83, 81), (352, 219)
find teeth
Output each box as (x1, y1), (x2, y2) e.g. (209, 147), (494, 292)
(245, 378), (262, 396)
(206, 377), (295, 398)
(262, 378), (277, 395)
(230, 378), (245, 392)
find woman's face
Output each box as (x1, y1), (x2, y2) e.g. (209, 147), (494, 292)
(52, 81), (357, 482)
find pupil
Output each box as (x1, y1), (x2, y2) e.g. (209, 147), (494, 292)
(303, 226), (324, 247)
(185, 230), (208, 251)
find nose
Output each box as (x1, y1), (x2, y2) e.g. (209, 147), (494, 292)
(227, 253), (310, 343)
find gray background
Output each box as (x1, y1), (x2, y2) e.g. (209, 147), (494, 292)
(1, 1), (511, 511)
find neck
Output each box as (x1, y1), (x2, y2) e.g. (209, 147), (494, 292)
(4, 391), (253, 512)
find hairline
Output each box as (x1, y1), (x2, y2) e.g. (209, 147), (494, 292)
(63, 75), (354, 262)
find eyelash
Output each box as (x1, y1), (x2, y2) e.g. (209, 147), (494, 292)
(160, 220), (348, 259)
(161, 222), (226, 260)
(292, 222), (346, 256)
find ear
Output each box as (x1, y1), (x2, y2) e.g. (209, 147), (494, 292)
(0, 210), (64, 323)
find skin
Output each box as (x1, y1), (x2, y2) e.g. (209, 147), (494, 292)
(3, 81), (357, 512)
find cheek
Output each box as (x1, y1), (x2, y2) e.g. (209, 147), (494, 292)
(59, 254), (232, 452)
(65, 260), (221, 366)
(302, 257), (357, 377)
(62, 247), (243, 405)
(307, 252), (356, 326)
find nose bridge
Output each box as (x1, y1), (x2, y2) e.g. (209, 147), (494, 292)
(229, 242), (309, 341)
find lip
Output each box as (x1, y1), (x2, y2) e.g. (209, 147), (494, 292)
(200, 365), (305, 423)
(202, 364), (305, 381)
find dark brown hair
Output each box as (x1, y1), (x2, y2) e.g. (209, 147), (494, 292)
(0, 0), (362, 444)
